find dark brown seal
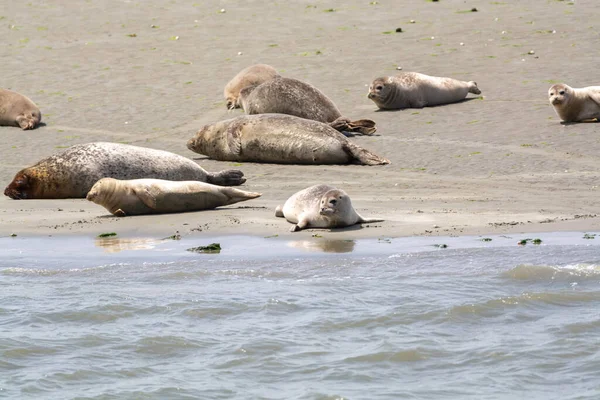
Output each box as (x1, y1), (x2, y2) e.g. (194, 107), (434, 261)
(240, 77), (376, 135)
(187, 114), (389, 165)
(0, 88), (42, 130)
(4, 142), (246, 199)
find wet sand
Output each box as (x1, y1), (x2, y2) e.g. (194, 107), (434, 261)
(1, 0), (599, 240)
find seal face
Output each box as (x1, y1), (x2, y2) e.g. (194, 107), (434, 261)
(274, 184), (384, 231)
(224, 64), (280, 109)
(4, 142), (246, 200)
(367, 72), (481, 110)
(0, 88), (42, 130)
(187, 114), (389, 165)
(239, 76), (376, 135)
(86, 178), (261, 216)
(548, 83), (600, 122)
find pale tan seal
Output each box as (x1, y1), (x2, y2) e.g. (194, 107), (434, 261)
(4, 142), (246, 200)
(224, 64), (280, 110)
(548, 83), (600, 122)
(275, 184), (384, 232)
(187, 114), (390, 165)
(239, 77), (376, 135)
(368, 72), (481, 110)
(87, 178), (261, 216)
(0, 88), (42, 130)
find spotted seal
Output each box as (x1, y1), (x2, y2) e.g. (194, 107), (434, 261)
(186, 114), (390, 165)
(368, 72), (481, 109)
(548, 83), (600, 122)
(275, 184), (384, 231)
(4, 142), (246, 199)
(224, 64), (280, 110)
(239, 77), (376, 135)
(86, 178), (261, 216)
(0, 88), (42, 130)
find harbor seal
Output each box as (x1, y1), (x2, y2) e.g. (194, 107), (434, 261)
(368, 72), (481, 110)
(4, 142), (246, 200)
(239, 77), (376, 135)
(186, 114), (390, 165)
(548, 83), (600, 122)
(224, 64), (280, 110)
(87, 178), (261, 216)
(0, 88), (42, 130)
(275, 184), (384, 232)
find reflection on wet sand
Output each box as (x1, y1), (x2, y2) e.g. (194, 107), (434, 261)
(95, 237), (163, 253)
(288, 239), (356, 253)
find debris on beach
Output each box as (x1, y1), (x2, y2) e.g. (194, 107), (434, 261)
(162, 233), (181, 240)
(517, 238), (542, 246)
(433, 244), (448, 248)
(187, 243), (221, 254)
(10, 233), (17, 237)
(583, 233), (596, 239)
(97, 232), (117, 238)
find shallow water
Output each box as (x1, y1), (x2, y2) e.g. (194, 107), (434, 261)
(2, 232), (600, 399)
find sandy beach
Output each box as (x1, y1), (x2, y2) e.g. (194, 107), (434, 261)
(1, 0), (599, 240)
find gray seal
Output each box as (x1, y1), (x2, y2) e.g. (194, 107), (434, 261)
(186, 114), (390, 165)
(87, 178), (261, 216)
(224, 64), (280, 110)
(4, 142), (246, 199)
(0, 88), (42, 130)
(275, 184), (384, 231)
(239, 77), (376, 135)
(368, 72), (481, 109)
(548, 83), (600, 122)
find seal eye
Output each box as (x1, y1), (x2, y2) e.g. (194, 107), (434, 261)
(376, 85), (383, 91)
(559, 90), (565, 95)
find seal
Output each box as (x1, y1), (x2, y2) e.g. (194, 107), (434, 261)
(186, 114), (390, 165)
(367, 72), (481, 110)
(224, 64), (280, 110)
(239, 77), (376, 135)
(86, 178), (261, 216)
(0, 88), (42, 130)
(275, 184), (384, 231)
(4, 142), (246, 200)
(548, 83), (600, 122)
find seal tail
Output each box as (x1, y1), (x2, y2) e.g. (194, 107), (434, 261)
(328, 117), (377, 135)
(468, 81), (481, 95)
(275, 205), (284, 218)
(342, 142), (390, 166)
(207, 169), (246, 186)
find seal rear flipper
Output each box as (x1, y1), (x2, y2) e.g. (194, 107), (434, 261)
(342, 142), (390, 166)
(328, 117), (377, 136)
(207, 169), (246, 186)
(358, 216), (384, 224)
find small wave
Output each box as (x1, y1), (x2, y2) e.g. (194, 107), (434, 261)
(344, 349), (426, 363)
(0, 263), (130, 276)
(503, 263), (600, 282)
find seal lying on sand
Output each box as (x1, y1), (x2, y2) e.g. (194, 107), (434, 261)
(239, 77), (376, 135)
(548, 83), (600, 122)
(4, 142), (246, 199)
(0, 88), (42, 130)
(187, 114), (390, 165)
(87, 178), (261, 216)
(275, 184), (384, 232)
(368, 72), (481, 110)
(224, 64), (280, 110)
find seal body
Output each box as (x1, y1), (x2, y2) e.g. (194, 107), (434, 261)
(548, 83), (600, 122)
(368, 72), (481, 110)
(224, 64), (280, 109)
(239, 77), (376, 135)
(187, 114), (389, 165)
(0, 88), (42, 130)
(275, 184), (383, 231)
(87, 178), (261, 216)
(4, 142), (246, 199)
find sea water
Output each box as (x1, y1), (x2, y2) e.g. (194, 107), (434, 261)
(1, 232), (600, 400)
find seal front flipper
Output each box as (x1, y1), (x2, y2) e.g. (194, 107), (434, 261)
(206, 170), (246, 186)
(342, 142), (390, 166)
(113, 208), (127, 217)
(328, 117), (377, 136)
(291, 215), (309, 232)
(133, 186), (159, 210)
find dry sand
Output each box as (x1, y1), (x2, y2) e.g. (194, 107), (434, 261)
(1, 0), (599, 240)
